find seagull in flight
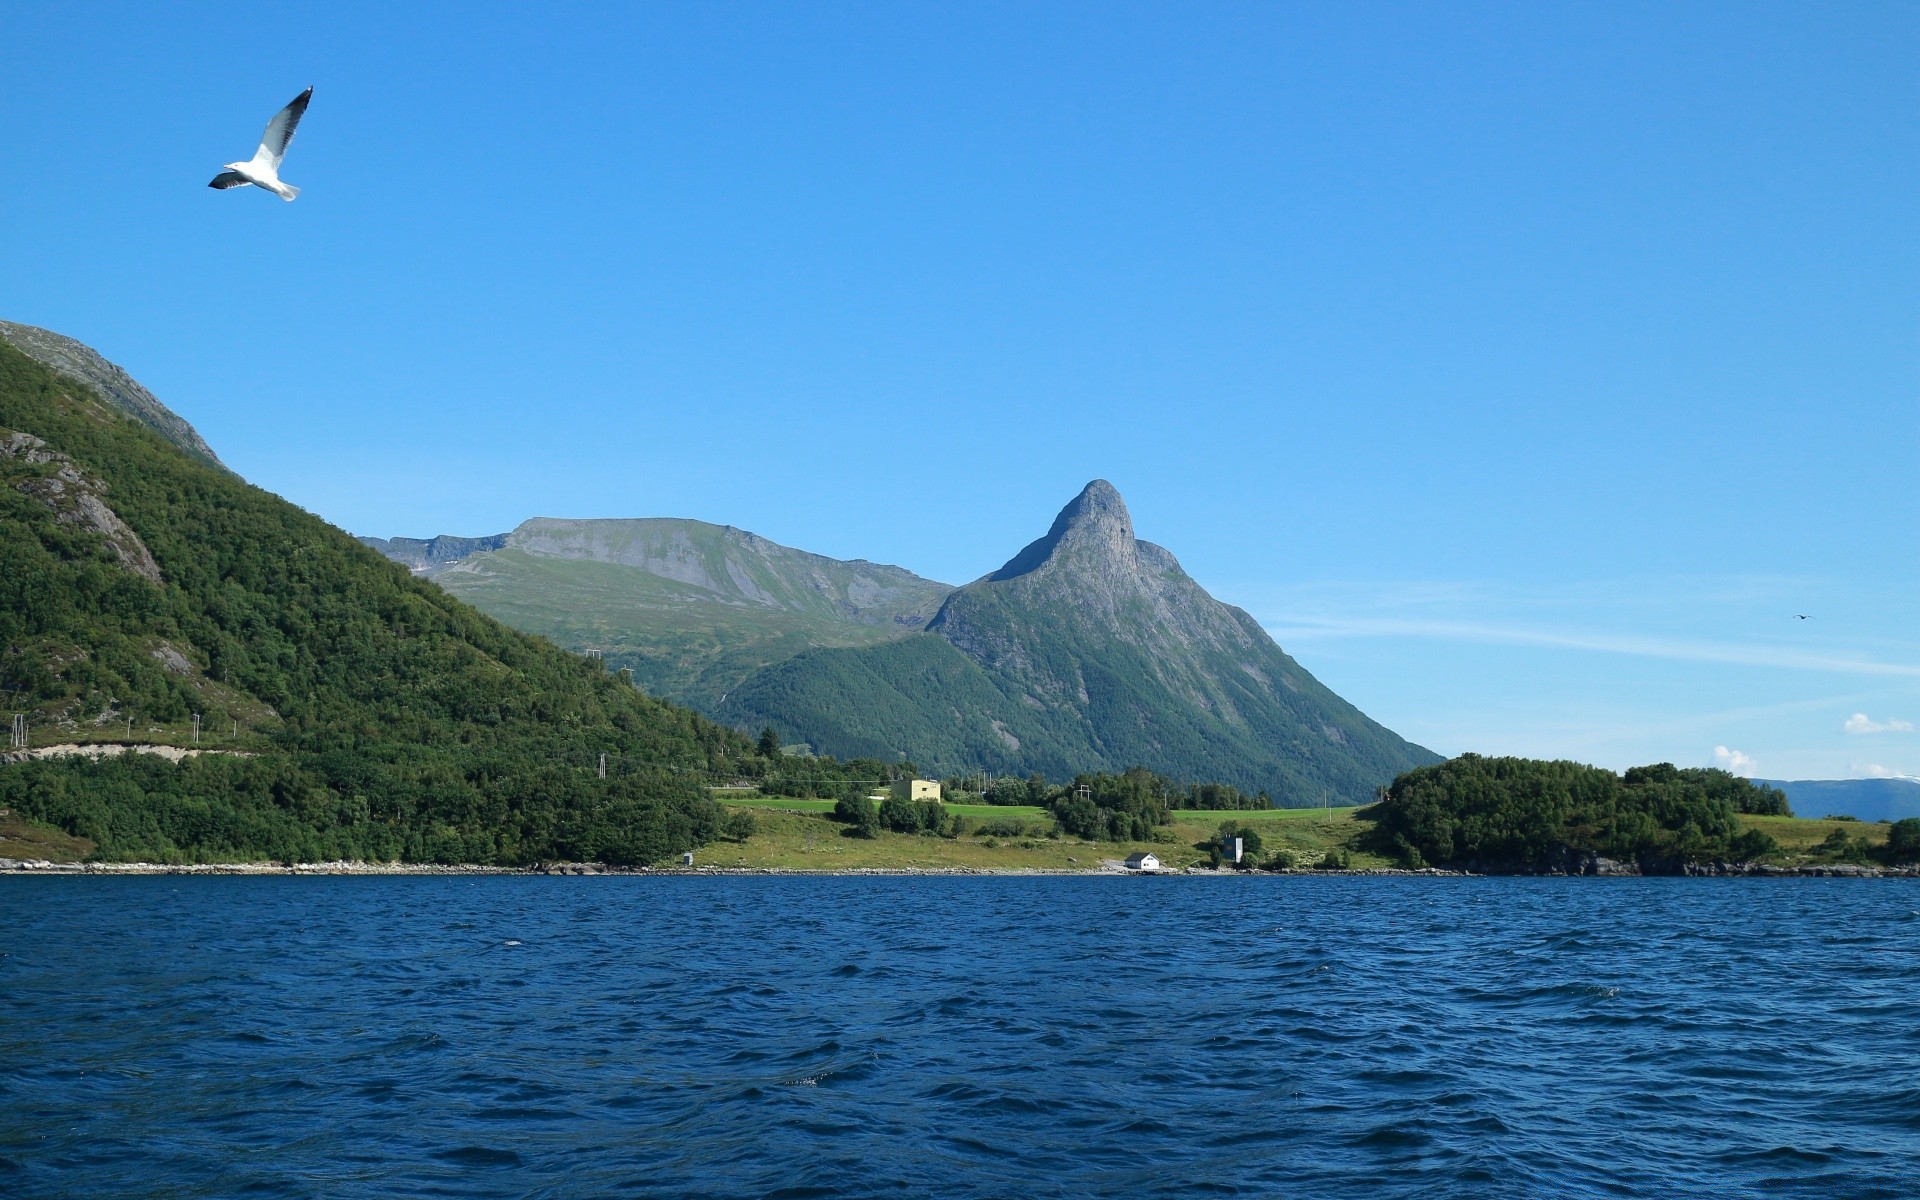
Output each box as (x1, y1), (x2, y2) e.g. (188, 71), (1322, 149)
(1794, 614), (1814, 620)
(208, 87), (312, 201)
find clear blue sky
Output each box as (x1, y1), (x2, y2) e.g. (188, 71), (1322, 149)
(3, 2), (1914, 782)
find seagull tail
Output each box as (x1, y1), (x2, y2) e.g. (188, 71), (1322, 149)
(278, 183), (301, 202)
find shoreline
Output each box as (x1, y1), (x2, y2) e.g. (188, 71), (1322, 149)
(1, 858), (1912, 878)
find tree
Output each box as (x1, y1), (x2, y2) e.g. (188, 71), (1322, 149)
(1886, 818), (1920, 862)
(725, 809), (757, 843)
(878, 793), (922, 833)
(832, 788), (878, 838)
(757, 726), (781, 758)
(1370, 754), (1777, 871)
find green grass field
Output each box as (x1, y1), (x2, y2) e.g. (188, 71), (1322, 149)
(710, 796), (1900, 872)
(1738, 813), (1890, 856)
(704, 795), (1387, 871)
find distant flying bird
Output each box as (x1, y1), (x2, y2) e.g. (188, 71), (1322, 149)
(1794, 614), (1813, 620)
(208, 87), (313, 201)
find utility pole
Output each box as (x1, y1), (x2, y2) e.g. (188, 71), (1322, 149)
(9, 713), (23, 750)
(192, 713), (201, 745)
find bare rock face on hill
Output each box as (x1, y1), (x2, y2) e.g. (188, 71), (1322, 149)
(0, 321), (226, 471)
(357, 532), (509, 575)
(931, 480), (1267, 705)
(1, 429), (161, 582)
(720, 480), (1440, 803)
(497, 518), (950, 629)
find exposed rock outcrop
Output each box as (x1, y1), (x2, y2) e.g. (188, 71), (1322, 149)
(2, 429), (161, 582)
(358, 532), (509, 575)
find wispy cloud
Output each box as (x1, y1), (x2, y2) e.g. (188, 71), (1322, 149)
(1261, 614), (1920, 679)
(1713, 746), (1757, 777)
(1844, 712), (1914, 735)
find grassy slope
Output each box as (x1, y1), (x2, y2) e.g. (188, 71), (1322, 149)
(705, 801), (1897, 873)
(0, 810), (96, 861)
(0, 338), (752, 864)
(1740, 813), (1892, 856)
(432, 548), (919, 710)
(711, 796), (1388, 871)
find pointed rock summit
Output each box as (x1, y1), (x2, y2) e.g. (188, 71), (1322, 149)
(988, 479), (1138, 580)
(724, 480), (1440, 802)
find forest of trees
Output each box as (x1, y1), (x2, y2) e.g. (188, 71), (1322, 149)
(1046, 767), (1172, 841)
(0, 340), (767, 865)
(966, 770), (1270, 814)
(1369, 755), (1791, 871)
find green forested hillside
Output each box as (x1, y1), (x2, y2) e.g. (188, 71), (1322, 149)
(0, 336), (763, 864)
(720, 481), (1440, 804)
(1369, 755), (1791, 870)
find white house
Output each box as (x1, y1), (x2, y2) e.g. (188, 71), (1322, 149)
(1124, 851), (1160, 871)
(891, 778), (942, 803)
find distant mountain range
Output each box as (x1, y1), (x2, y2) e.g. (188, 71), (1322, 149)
(361, 519), (952, 712)
(1758, 778), (1920, 823)
(369, 481), (1442, 803)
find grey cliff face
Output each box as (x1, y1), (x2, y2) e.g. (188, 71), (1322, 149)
(931, 479), (1269, 709)
(0, 320), (227, 471)
(2, 429), (162, 583)
(358, 533), (509, 575)
(500, 517), (950, 625)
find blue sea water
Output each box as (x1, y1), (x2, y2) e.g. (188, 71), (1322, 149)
(1, 876), (1916, 1198)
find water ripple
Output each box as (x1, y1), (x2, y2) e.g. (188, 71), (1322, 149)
(1, 876), (1916, 1197)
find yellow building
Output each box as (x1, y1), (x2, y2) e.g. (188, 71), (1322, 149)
(890, 778), (942, 803)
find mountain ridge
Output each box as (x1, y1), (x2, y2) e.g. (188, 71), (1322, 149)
(362, 517), (952, 711)
(0, 320), (227, 471)
(718, 480), (1441, 801)
(1757, 778), (1920, 824)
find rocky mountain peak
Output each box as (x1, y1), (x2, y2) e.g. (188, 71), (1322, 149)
(989, 479), (1139, 581)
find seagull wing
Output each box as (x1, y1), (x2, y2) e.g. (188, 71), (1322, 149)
(254, 86), (313, 167)
(208, 170), (253, 189)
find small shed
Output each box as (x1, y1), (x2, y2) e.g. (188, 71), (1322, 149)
(680, 851), (694, 866)
(1219, 836), (1243, 865)
(890, 778), (942, 803)
(1124, 851), (1160, 871)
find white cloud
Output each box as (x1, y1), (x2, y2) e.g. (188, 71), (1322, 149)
(1843, 712), (1914, 735)
(1851, 762), (1920, 781)
(1712, 746), (1757, 777)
